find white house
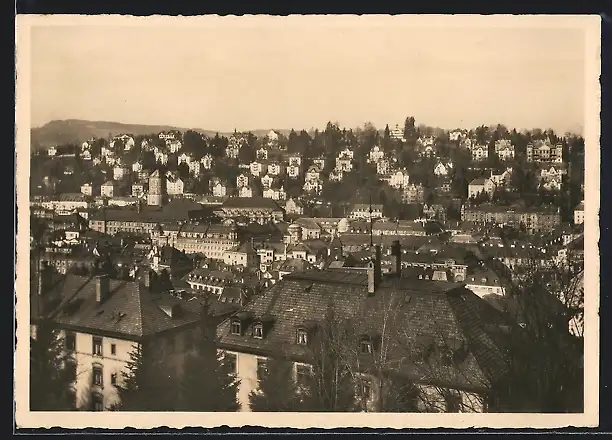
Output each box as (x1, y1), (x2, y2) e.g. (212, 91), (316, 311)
(250, 161), (268, 178)
(81, 150), (92, 161)
(305, 166), (321, 183)
(113, 166), (129, 181)
(212, 180), (228, 198)
(80, 183), (94, 196)
(155, 151), (169, 165)
(369, 145), (385, 163)
(287, 165), (301, 179)
(313, 157), (326, 170)
(286, 153), (302, 168)
(166, 175), (184, 196)
(329, 169), (344, 182)
(383, 170), (410, 189)
(303, 179), (323, 195)
(201, 154), (214, 170)
(390, 124), (405, 142)
(267, 162), (284, 176)
(574, 201), (584, 225)
(132, 161), (143, 173)
(178, 153), (192, 166)
(236, 173), (250, 189)
(167, 139), (182, 153)
(261, 174), (275, 189)
(433, 160), (453, 177)
(263, 186), (286, 201)
(256, 148), (268, 161)
(101, 181), (116, 198)
(489, 168), (513, 187)
(495, 140), (515, 161)
(376, 159), (391, 175)
(472, 145), (489, 161)
(188, 161), (201, 176)
(468, 178), (495, 199)
(238, 186), (254, 198)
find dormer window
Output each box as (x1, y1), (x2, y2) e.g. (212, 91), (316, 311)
(359, 336), (373, 355)
(230, 319), (242, 336)
(296, 328), (309, 345)
(253, 323), (264, 339)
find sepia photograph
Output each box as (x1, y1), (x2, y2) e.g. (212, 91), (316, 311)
(15, 14), (600, 429)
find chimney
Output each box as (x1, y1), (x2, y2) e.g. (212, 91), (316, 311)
(367, 245), (382, 296)
(391, 240), (402, 277)
(95, 274), (110, 304)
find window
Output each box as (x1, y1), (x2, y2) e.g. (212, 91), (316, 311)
(92, 337), (103, 356)
(92, 365), (103, 387)
(359, 337), (373, 355)
(296, 328), (309, 345)
(110, 344), (116, 355)
(226, 353), (237, 374)
(65, 332), (76, 352)
(230, 319), (242, 336)
(359, 379), (372, 400)
(256, 358), (268, 382)
(295, 364), (312, 388)
(110, 373), (117, 386)
(253, 323), (264, 339)
(92, 393), (104, 412)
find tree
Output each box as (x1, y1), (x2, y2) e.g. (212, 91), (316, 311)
(112, 342), (178, 411)
(491, 260), (584, 412)
(30, 318), (76, 411)
(179, 302), (240, 411)
(177, 162), (190, 181)
(249, 356), (304, 411)
(403, 117), (417, 145)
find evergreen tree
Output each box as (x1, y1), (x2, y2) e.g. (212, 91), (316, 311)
(249, 357), (304, 411)
(113, 342), (178, 411)
(179, 304), (240, 411)
(30, 319), (76, 411)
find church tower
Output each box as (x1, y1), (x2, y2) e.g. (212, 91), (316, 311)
(147, 169), (167, 207)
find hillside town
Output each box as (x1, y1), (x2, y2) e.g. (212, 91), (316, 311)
(30, 119), (585, 414)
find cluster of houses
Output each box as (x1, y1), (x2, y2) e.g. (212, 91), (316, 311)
(31, 126), (583, 414)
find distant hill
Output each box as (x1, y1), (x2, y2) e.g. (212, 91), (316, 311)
(30, 119), (293, 150)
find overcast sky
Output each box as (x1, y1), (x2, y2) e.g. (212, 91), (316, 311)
(29, 17), (587, 134)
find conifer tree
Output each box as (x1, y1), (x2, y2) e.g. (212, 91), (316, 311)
(179, 304), (240, 411)
(248, 357), (304, 412)
(30, 318), (76, 411)
(112, 341), (178, 411)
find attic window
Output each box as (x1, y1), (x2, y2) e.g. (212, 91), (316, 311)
(230, 319), (242, 336)
(359, 336), (373, 355)
(296, 327), (309, 345)
(253, 322), (264, 339)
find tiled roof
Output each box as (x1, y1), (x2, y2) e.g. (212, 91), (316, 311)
(469, 178), (489, 185)
(50, 274), (202, 339)
(217, 270), (510, 391)
(222, 197), (282, 210)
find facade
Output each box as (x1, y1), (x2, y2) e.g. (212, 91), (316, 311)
(349, 204), (384, 220)
(100, 181), (116, 198)
(468, 178), (495, 199)
(471, 145), (489, 161)
(526, 140), (564, 163)
(494, 140), (515, 161)
(214, 197), (285, 224)
(461, 203), (561, 234)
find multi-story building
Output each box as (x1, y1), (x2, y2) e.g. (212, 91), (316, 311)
(147, 170), (167, 207)
(402, 184), (425, 204)
(461, 203), (561, 234)
(494, 140), (515, 161)
(526, 140), (564, 163)
(349, 204), (384, 220)
(152, 222), (240, 260)
(216, 248), (509, 412)
(471, 145), (489, 161)
(100, 181), (117, 198)
(35, 270), (203, 411)
(389, 124), (405, 142)
(214, 197), (285, 224)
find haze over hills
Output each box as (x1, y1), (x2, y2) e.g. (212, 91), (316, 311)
(29, 119), (293, 150)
